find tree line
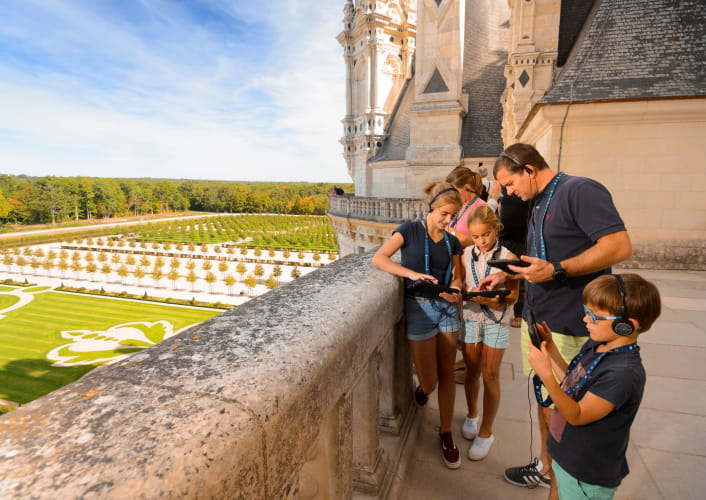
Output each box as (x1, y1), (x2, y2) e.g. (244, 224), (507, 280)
(0, 175), (353, 225)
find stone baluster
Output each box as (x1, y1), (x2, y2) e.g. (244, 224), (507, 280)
(352, 350), (389, 495)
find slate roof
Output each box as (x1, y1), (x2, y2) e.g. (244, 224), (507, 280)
(459, 0), (510, 158)
(542, 0), (706, 103)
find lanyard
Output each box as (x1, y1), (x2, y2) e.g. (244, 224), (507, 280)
(450, 195), (478, 230)
(533, 342), (639, 407)
(529, 172), (565, 260)
(421, 219), (453, 286)
(470, 243), (507, 323)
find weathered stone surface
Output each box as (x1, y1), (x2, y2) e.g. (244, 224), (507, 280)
(0, 378), (264, 499)
(0, 252), (406, 499)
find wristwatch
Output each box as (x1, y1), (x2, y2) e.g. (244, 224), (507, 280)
(552, 262), (568, 282)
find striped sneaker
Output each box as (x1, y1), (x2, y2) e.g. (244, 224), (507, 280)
(503, 458), (550, 488)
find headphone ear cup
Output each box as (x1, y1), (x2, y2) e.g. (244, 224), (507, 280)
(612, 318), (634, 336)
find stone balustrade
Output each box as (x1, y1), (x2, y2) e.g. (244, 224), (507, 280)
(328, 194), (426, 224)
(0, 252), (418, 499)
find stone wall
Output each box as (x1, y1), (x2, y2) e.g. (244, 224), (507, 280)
(519, 98), (706, 271)
(0, 252), (418, 499)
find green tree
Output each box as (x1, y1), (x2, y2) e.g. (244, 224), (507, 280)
(168, 269), (180, 289)
(71, 261), (82, 279)
(236, 262), (247, 279)
(151, 267), (163, 288)
(265, 275), (278, 290)
(272, 265), (282, 283)
(117, 265), (129, 285)
(186, 270), (198, 291)
(254, 264), (265, 279)
(86, 262), (98, 281)
(218, 260), (229, 277)
(243, 274), (257, 296)
(223, 274), (236, 295)
(205, 271), (217, 293)
(58, 258), (68, 278)
(133, 267), (145, 286)
(3, 253), (14, 271)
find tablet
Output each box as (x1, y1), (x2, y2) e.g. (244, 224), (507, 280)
(487, 258), (531, 274)
(463, 289), (511, 300)
(408, 280), (460, 298)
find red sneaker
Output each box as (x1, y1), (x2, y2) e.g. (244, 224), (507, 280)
(439, 432), (461, 469)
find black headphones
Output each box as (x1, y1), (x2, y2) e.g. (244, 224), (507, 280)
(612, 274), (635, 336)
(472, 241), (502, 262)
(500, 150), (533, 176)
(428, 187), (458, 212)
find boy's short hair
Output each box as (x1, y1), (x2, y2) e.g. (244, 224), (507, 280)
(583, 273), (661, 333)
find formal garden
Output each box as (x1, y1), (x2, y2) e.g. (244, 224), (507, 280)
(0, 214), (340, 412)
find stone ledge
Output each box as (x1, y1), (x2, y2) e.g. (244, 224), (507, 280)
(0, 252), (404, 499)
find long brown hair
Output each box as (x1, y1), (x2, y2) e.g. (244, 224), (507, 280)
(446, 166), (483, 194)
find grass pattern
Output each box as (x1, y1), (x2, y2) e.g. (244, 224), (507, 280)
(0, 290), (221, 403)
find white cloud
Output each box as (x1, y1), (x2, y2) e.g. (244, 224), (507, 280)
(0, 1), (349, 182)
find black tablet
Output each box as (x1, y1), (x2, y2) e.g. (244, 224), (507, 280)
(408, 280), (460, 299)
(463, 289), (511, 300)
(487, 258), (531, 274)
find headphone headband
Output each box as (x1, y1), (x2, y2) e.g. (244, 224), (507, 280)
(612, 274), (634, 336)
(428, 187), (458, 212)
(499, 151), (523, 167)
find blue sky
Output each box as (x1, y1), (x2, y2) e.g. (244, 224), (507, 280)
(0, 1), (349, 182)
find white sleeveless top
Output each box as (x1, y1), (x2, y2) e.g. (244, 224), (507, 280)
(462, 244), (511, 326)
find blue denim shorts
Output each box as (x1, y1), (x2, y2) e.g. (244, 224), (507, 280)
(461, 321), (510, 349)
(405, 297), (460, 341)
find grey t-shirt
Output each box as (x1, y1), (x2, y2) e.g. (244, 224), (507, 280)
(524, 175), (626, 336)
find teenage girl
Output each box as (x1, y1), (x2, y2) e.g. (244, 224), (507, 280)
(445, 166), (487, 248)
(460, 205), (518, 460)
(372, 182), (464, 470)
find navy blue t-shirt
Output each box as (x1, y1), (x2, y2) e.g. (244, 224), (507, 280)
(547, 339), (645, 487)
(393, 220), (463, 296)
(524, 175), (626, 336)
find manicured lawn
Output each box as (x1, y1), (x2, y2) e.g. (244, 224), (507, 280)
(0, 289), (221, 403)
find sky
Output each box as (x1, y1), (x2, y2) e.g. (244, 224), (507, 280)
(0, 0), (350, 183)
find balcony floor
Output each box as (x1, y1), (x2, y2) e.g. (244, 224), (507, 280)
(401, 269), (706, 500)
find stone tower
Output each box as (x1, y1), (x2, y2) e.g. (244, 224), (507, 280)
(337, 1), (417, 196)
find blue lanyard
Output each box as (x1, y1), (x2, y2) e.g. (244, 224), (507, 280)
(450, 195), (478, 229)
(529, 172), (565, 260)
(470, 244), (507, 323)
(533, 342), (639, 407)
(421, 219), (453, 286)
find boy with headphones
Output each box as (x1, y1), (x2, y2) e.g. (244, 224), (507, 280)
(528, 273), (661, 499)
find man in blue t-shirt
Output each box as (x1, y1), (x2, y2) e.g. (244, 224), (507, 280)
(479, 143), (632, 499)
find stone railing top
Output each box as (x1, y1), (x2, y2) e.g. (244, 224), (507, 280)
(0, 251), (402, 499)
(327, 194), (426, 224)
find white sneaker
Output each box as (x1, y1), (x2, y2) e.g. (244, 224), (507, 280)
(461, 416), (478, 440)
(468, 434), (494, 460)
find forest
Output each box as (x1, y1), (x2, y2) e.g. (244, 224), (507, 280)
(0, 175), (353, 226)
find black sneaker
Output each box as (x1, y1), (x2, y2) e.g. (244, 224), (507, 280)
(439, 432), (461, 469)
(504, 458), (550, 488)
(413, 385), (429, 408)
